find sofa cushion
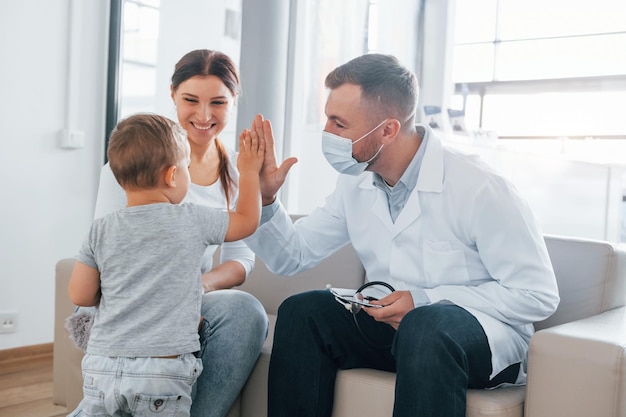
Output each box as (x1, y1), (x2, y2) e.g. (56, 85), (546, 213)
(335, 370), (525, 417)
(241, 315), (526, 417)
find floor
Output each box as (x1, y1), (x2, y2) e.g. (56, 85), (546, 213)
(0, 352), (67, 417)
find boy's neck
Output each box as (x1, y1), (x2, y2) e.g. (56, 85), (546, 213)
(125, 188), (171, 207)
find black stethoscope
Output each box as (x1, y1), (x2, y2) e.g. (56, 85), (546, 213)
(332, 281), (395, 349)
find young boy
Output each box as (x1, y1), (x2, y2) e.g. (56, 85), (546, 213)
(67, 113), (264, 417)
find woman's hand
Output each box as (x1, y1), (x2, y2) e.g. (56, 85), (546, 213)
(251, 114), (298, 205)
(201, 261), (246, 293)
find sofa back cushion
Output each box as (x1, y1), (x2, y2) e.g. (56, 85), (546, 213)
(535, 235), (626, 330)
(227, 215), (366, 316)
(241, 243), (365, 316)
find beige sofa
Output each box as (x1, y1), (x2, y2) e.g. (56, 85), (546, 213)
(53, 219), (626, 417)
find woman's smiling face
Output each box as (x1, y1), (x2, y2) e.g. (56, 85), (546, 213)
(171, 75), (235, 148)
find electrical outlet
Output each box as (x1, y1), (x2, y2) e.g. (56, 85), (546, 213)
(0, 312), (17, 334)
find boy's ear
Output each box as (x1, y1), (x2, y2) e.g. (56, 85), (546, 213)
(163, 165), (177, 187)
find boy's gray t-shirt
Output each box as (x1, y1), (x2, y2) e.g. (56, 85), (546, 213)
(76, 202), (229, 357)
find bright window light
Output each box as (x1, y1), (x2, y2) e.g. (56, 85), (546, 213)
(452, 0), (626, 139)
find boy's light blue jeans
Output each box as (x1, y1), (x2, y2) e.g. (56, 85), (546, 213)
(68, 290), (268, 417)
(69, 353), (202, 417)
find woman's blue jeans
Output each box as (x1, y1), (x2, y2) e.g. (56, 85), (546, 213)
(268, 290), (517, 417)
(192, 289), (268, 417)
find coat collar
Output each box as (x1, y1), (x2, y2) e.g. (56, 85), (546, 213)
(356, 125), (445, 234)
(416, 125), (444, 193)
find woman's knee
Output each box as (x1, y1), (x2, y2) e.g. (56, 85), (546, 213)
(201, 289), (268, 336)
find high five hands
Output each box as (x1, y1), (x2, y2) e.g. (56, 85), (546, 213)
(250, 114), (298, 205)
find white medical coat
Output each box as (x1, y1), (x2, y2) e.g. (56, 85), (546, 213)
(245, 127), (559, 383)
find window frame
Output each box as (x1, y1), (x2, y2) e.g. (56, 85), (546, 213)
(454, 74), (626, 139)
(452, 1), (626, 139)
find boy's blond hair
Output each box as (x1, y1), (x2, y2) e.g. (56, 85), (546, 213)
(108, 113), (188, 189)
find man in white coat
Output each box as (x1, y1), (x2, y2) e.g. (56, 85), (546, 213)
(246, 53), (560, 417)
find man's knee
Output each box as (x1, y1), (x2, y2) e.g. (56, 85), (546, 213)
(394, 304), (475, 355)
(394, 304), (490, 372)
(277, 290), (332, 318)
(399, 303), (469, 332)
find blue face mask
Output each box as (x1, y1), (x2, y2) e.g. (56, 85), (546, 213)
(321, 119), (386, 176)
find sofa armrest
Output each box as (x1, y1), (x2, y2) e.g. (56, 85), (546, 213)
(52, 258), (85, 410)
(525, 306), (626, 417)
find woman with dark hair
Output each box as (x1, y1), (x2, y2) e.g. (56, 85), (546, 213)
(92, 49), (268, 417)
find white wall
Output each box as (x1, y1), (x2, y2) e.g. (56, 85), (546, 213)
(0, 0), (108, 350)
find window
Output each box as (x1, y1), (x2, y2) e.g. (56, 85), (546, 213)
(105, 0), (243, 158)
(452, 0), (626, 138)
(283, 0), (371, 211)
(105, 0), (161, 157)
(119, 0), (161, 119)
(283, 0), (421, 213)
(104, 1), (420, 213)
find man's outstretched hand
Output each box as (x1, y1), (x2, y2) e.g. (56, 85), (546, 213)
(251, 114), (298, 205)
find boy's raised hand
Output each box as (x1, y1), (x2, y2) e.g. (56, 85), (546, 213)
(251, 114), (298, 205)
(224, 128), (264, 242)
(237, 128), (265, 175)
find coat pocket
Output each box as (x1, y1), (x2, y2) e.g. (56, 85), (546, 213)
(423, 240), (470, 286)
